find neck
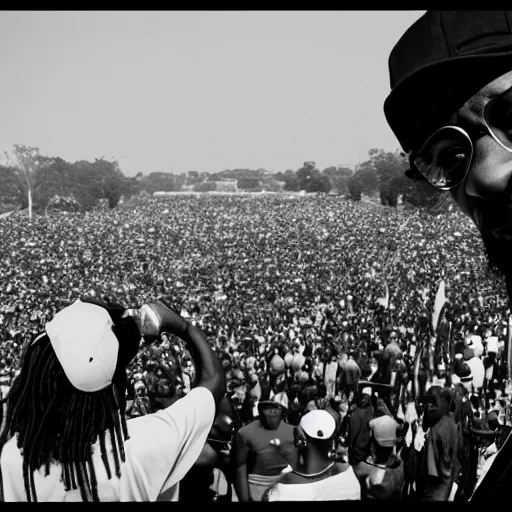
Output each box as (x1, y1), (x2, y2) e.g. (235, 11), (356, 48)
(302, 450), (332, 476)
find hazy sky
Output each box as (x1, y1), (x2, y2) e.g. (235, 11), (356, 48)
(0, 10), (425, 176)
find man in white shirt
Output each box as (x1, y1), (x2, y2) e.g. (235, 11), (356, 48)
(263, 410), (361, 501)
(0, 297), (225, 502)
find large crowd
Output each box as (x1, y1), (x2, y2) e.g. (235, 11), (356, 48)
(1, 193), (510, 500)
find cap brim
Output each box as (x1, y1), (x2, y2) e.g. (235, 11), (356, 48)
(385, 51), (512, 154)
(258, 400), (282, 408)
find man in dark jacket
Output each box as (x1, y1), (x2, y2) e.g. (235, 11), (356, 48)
(348, 387), (374, 466)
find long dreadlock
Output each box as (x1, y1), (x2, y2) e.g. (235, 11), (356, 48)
(0, 299), (141, 502)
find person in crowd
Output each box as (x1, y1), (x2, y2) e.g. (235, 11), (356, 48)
(348, 387), (374, 466)
(180, 398), (236, 503)
(2, 167), (512, 501)
(354, 415), (405, 500)
(233, 397), (298, 502)
(341, 353), (361, 398)
(263, 410), (361, 501)
(0, 298), (225, 501)
(418, 386), (460, 501)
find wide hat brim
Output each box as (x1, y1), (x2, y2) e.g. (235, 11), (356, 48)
(258, 399), (283, 408)
(384, 51), (512, 159)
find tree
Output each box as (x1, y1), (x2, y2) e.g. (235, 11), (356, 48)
(306, 174), (332, 193)
(322, 166), (353, 195)
(362, 148), (443, 208)
(237, 177), (260, 190)
(322, 166), (352, 180)
(33, 157), (74, 210)
(295, 161), (326, 192)
(97, 160), (128, 208)
(364, 149), (408, 206)
(0, 165), (24, 211)
(139, 172), (177, 194)
(69, 158), (128, 209)
(121, 175), (142, 200)
(4, 145), (52, 220)
(347, 166), (378, 201)
(283, 174), (300, 191)
(193, 181), (216, 192)
(261, 177), (283, 192)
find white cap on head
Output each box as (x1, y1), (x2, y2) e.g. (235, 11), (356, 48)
(369, 415), (398, 447)
(487, 336), (499, 354)
(45, 300), (119, 393)
(300, 410), (336, 440)
(362, 387), (372, 396)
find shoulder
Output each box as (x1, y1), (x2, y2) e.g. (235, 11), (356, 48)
(236, 420), (262, 443)
(437, 415), (457, 433)
(334, 461), (354, 475)
(122, 388), (216, 500)
(278, 471), (298, 485)
(238, 419), (259, 435)
(353, 459), (371, 477)
(126, 387), (215, 450)
(278, 421), (296, 435)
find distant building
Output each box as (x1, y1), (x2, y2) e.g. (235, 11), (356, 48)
(215, 180), (238, 192)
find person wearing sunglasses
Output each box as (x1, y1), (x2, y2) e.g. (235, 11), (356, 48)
(386, 11), (512, 297)
(385, 12), (512, 498)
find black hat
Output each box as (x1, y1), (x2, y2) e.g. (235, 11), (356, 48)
(384, 11), (512, 159)
(470, 418), (495, 438)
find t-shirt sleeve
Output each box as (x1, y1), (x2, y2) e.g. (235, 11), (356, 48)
(121, 386), (215, 501)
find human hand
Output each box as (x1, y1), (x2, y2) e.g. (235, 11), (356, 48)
(122, 300), (187, 341)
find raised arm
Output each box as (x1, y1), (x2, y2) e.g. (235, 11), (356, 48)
(125, 300), (226, 410)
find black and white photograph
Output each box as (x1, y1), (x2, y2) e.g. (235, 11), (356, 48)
(1, 9), (512, 502)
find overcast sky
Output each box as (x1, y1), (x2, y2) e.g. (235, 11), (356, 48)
(0, 10), (425, 176)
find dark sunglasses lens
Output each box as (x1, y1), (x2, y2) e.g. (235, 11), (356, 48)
(484, 87), (512, 150)
(413, 127), (472, 190)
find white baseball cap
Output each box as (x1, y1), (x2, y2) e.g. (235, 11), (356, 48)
(45, 300), (119, 393)
(369, 416), (398, 447)
(300, 410), (336, 440)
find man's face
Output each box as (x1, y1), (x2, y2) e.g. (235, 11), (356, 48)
(360, 393), (371, 407)
(259, 404), (283, 430)
(448, 70), (512, 294)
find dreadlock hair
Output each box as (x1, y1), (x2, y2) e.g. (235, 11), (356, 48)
(0, 298), (141, 502)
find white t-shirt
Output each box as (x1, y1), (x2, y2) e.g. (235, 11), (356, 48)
(1, 387), (215, 502)
(266, 465), (361, 501)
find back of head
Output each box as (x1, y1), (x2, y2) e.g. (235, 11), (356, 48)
(299, 410), (336, 456)
(369, 416), (398, 463)
(0, 298), (142, 502)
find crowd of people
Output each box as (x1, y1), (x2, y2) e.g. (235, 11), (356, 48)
(1, 193), (510, 500)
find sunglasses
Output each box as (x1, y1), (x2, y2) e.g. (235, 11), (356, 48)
(410, 85), (512, 191)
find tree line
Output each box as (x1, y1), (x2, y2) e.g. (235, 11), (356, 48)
(0, 145), (444, 216)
